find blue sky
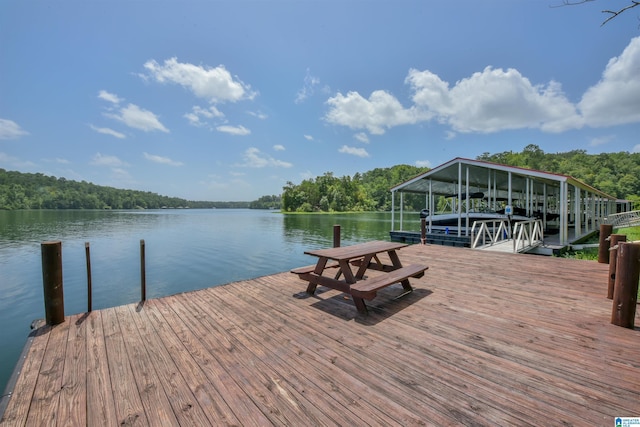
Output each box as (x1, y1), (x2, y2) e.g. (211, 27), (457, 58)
(1, 1), (639, 201)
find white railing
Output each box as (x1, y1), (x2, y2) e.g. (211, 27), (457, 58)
(512, 219), (544, 253)
(604, 210), (640, 228)
(470, 219), (511, 249)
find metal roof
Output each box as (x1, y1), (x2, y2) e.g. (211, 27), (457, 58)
(390, 157), (616, 200)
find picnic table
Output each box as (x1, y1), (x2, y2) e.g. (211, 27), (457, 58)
(291, 240), (428, 314)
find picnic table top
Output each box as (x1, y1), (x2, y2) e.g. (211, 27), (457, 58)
(304, 240), (407, 261)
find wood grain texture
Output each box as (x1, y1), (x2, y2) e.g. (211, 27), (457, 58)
(2, 243), (638, 426)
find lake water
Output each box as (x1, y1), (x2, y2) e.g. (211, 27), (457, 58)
(0, 209), (418, 394)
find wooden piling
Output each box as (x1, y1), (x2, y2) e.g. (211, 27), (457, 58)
(140, 239), (146, 302)
(333, 225), (340, 248)
(598, 224), (613, 263)
(85, 242), (92, 312)
(41, 241), (65, 325)
(611, 242), (640, 328)
(607, 234), (627, 299)
(421, 218), (426, 245)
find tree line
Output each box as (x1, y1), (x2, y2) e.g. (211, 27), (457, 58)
(282, 145), (640, 212)
(2, 145), (639, 211)
(281, 165), (428, 212)
(0, 169), (249, 210)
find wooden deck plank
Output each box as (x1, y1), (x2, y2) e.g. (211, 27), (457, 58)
(0, 325), (51, 427)
(124, 303), (235, 426)
(2, 243), (639, 426)
(102, 307), (148, 426)
(250, 274), (546, 426)
(25, 318), (69, 426)
(85, 310), (117, 426)
(149, 297), (273, 426)
(112, 305), (179, 426)
(170, 292), (336, 426)
(196, 285), (414, 426)
(56, 313), (87, 427)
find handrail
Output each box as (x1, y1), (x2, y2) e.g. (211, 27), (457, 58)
(470, 219), (511, 249)
(604, 210), (640, 228)
(512, 219), (544, 253)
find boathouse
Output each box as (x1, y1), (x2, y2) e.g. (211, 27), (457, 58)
(390, 157), (622, 253)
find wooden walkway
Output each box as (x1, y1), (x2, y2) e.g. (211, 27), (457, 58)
(1, 244), (639, 426)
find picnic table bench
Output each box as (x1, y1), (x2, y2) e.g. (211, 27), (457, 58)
(291, 240), (428, 314)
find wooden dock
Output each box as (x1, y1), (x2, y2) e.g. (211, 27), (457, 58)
(1, 244), (639, 426)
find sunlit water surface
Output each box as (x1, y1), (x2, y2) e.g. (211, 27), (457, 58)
(0, 209), (416, 394)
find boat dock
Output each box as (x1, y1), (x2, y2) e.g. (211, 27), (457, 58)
(1, 244), (638, 426)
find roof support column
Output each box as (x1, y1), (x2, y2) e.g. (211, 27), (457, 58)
(457, 162), (462, 237)
(465, 167), (470, 236)
(575, 186), (581, 239)
(391, 190), (395, 231)
(560, 181), (568, 246)
(399, 191), (404, 231)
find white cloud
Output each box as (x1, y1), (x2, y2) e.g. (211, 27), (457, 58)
(239, 147), (292, 168)
(633, 144), (640, 153)
(90, 124), (126, 139)
(105, 103), (169, 133)
(216, 125), (251, 136)
(247, 110), (268, 120)
(589, 135), (615, 147)
(338, 145), (370, 158)
(184, 105), (225, 127)
(325, 90), (423, 135)
(90, 152), (129, 167)
(295, 68), (321, 104)
(0, 152), (35, 168)
(445, 130), (456, 140)
(407, 66), (581, 133)
(273, 144), (285, 151)
(354, 132), (369, 143)
(304, 134), (314, 141)
(415, 160), (432, 168)
(43, 157), (70, 164)
(98, 90), (123, 104)
(0, 119), (29, 139)
(142, 57), (256, 103)
(143, 152), (184, 166)
(579, 36), (640, 127)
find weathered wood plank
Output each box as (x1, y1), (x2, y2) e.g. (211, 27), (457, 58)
(3, 243), (639, 426)
(113, 305), (179, 426)
(102, 307), (148, 426)
(0, 325), (51, 427)
(25, 319), (69, 426)
(150, 297), (272, 426)
(85, 310), (117, 427)
(127, 302), (237, 426)
(56, 313), (87, 427)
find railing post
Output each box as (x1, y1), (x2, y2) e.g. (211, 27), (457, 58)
(420, 218), (426, 245)
(598, 224), (613, 264)
(85, 242), (92, 312)
(611, 242), (640, 328)
(140, 239), (146, 302)
(333, 225), (340, 248)
(41, 241), (65, 325)
(607, 234), (627, 299)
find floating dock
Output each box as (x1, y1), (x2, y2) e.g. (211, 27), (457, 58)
(1, 244), (638, 425)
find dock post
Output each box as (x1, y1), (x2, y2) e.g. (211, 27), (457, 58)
(421, 218), (426, 245)
(598, 224), (613, 263)
(41, 241), (65, 325)
(333, 225), (340, 248)
(611, 242), (640, 329)
(140, 239), (146, 302)
(85, 242), (92, 312)
(607, 234), (627, 299)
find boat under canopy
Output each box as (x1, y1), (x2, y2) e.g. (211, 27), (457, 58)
(390, 157), (621, 247)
